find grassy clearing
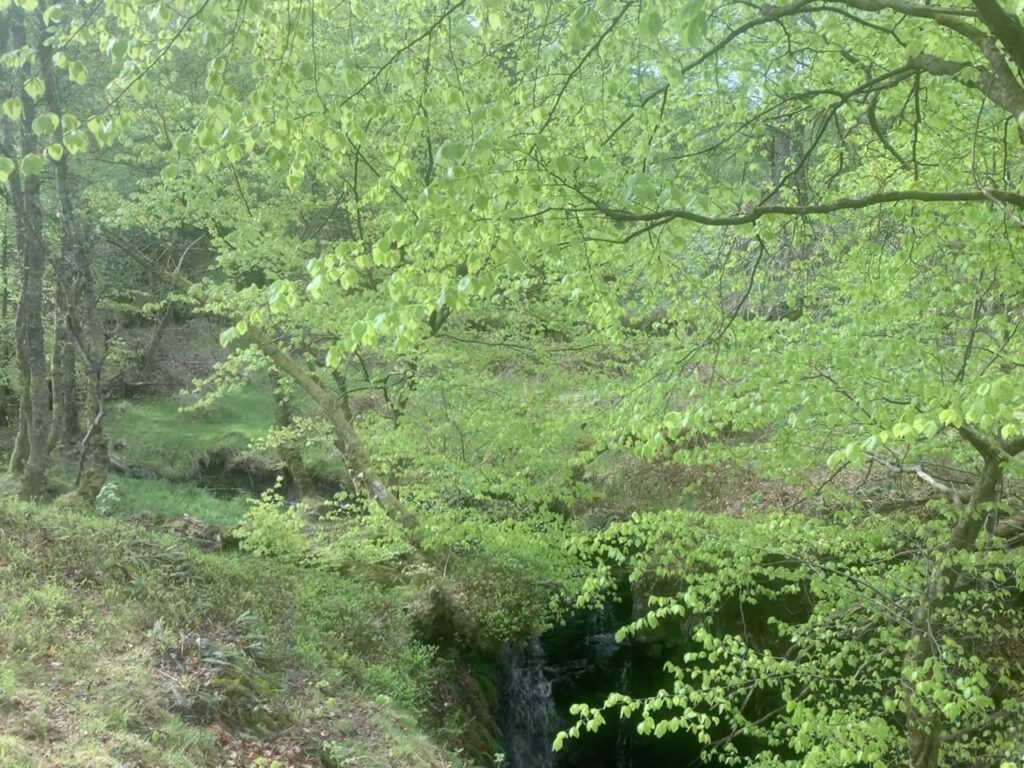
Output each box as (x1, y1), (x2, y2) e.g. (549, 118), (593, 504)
(104, 384), (351, 493)
(0, 498), (470, 768)
(97, 475), (250, 526)
(106, 384), (278, 480)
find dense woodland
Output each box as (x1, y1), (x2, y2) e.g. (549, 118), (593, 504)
(1, 1), (1024, 766)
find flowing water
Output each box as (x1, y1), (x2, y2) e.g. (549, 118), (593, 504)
(499, 637), (559, 768)
(499, 606), (706, 768)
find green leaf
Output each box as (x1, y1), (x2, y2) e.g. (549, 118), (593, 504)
(350, 320), (368, 345)
(2, 98), (22, 121)
(46, 142), (63, 161)
(553, 732), (566, 752)
(24, 77), (45, 100)
(639, 10), (663, 43)
(107, 38), (128, 59)
(218, 327), (238, 347)
(686, 11), (708, 47)
(31, 112), (59, 136)
(20, 153), (44, 177)
(64, 129), (89, 155)
(0, 157), (14, 182)
(42, 4), (65, 24)
(68, 61), (88, 85)
(173, 132), (191, 155)
(149, 3), (171, 23)
(439, 141), (467, 162)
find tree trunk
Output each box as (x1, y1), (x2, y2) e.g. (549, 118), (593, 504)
(60, 317), (79, 437)
(5, 7), (51, 498)
(271, 373), (322, 506)
(42, 48), (107, 502)
(0, 224), (14, 428)
(14, 174), (49, 498)
(8, 382), (29, 472)
(4, 117), (27, 475)
(902, 442), (1005, 768)
(74, 363), (106, 501)
(48, 278), (79, 448)
(48, 302), (66, 451)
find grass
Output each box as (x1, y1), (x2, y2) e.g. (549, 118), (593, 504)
(98, 475), (250, 526)
(0, 498), (472, 768)
(105, 383), (278, 480)
(104, 383), (351, 492)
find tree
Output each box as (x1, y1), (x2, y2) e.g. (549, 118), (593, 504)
(1, 0), (124, 501)
(80, 0), (1024, 763)
(2, 5), (53, 498)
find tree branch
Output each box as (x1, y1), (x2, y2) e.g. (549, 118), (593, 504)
(910, 52), (1024, 116)
(869, 452), (963, 507)
(591, 189), (1024, 232)
(972, 0), (1024, 75)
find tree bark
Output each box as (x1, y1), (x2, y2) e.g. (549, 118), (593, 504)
(8, 382), (29, 472)
(0, 224), (14, 429)
(42, 46), (107, 501)
(5, 7), (51, 498)
(48, 296), (67, 450)
(48, 277), (80, 449)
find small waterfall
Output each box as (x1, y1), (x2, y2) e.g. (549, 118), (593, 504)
(497, 603), (704, 767)
(614, 653), (633, 768)
(499, 638), (559, 768)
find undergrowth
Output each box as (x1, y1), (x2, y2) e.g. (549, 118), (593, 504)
(0, 498), (467, 768)
(96, 475), (250, 526)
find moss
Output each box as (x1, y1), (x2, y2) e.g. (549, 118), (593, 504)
(74, 466), (107, 504)
(428, 652), (504, 765)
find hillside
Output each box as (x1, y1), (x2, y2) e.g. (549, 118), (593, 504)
(0, 498), (475, 768)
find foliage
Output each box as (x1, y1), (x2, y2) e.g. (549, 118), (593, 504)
(559, 506), (1024, 766)
(418, 507), (584, 639)
(94, 480), (124, 516)
(234, 479), (310, 559)
(234, 480), (583, 641)
(5, 0), (1024, 765)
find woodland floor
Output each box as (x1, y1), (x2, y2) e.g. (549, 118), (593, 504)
(0, 488), (469, 768)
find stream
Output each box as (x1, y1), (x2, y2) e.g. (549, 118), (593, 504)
(109, 449), (717, 767)
(499, 606), (705, 768)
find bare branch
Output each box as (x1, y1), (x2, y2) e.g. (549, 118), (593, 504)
(869, 452), (963, 507)
(910, 53), (1024, 116)
(972, 0), (1024, 74)
(590, 189), (1024, 234)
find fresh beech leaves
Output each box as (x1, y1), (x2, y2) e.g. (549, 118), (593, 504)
(20, 153), (44, 176)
